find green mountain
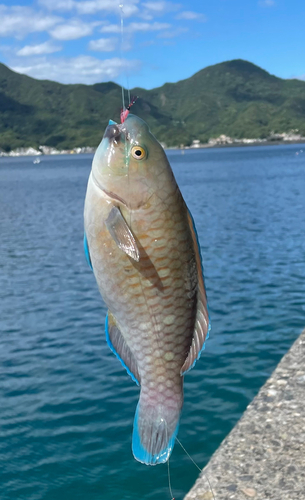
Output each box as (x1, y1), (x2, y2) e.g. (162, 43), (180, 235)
(1, 59), (305, 151)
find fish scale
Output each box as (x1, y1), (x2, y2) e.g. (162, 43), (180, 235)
(84, 114), (209, 465)
(88, 183), (196, 362)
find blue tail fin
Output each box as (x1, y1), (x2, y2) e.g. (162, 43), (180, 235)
(132, 403), (180, 465)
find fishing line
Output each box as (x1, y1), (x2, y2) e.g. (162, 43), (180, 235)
(118, 1), (132, 230)
(175, 437), (216, 500)
(163, 418), (175, 500)
(119, 2), (126, 112)
(118, 3), (131, 112)
(167, 456), (175, 500)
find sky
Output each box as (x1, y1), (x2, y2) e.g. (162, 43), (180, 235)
(0, 0), (304, 89)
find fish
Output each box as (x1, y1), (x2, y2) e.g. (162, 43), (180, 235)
(83, 114), (210, 465)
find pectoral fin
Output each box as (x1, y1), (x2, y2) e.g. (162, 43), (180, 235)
(181, 211), (210, 375)
(105, 311), (140, 385)
(105, 206), (140, 262)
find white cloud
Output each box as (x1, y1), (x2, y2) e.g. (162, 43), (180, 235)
(142, 1), (168, 11)
(76, 0), (117, 14)
(128, 21), (171, 32)
(0, 5), (62, 38)
(175, 11), (207, 21)
(99, 24), (120, 34)
(11, 55), (140, 84)
(142, 1), (179, 13)
(49, 20), (97, 40)
(140, 1), (180, 20)
(258, 0), (275, 6)
(38, 0), (75, 10)
(88, 37), (118, 51)
(38, 0), (139, 16)
(101, 21), (171, 34)
(17, 41), (62, 56)
(117, 2), (139, 17)
(77, 0), (139, 16)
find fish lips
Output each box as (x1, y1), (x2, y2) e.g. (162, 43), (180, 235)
(103, 122), (122, 142)
(103, 118), (133, 144)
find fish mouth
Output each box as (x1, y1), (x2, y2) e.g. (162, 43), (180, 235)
(103, 119), (133, 145)
(103, 122), (122, 142)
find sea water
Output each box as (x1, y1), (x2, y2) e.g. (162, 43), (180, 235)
(0, 144), (305, 500)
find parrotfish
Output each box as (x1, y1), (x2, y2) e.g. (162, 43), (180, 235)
(83, 114), (210, 465)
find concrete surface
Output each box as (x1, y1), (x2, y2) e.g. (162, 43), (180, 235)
(184, 329), (305, 500)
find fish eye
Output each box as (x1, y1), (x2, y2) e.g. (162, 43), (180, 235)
(131, 146), (146, 160)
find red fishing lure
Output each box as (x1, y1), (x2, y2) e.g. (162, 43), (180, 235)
(120, 96), (138, 123)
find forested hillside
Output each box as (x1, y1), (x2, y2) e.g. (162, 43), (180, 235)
(1, 59), (305, 151)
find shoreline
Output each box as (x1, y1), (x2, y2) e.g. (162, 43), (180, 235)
(198, 138), (305, 149)
(184, 328), (305, 500)
(1, 139), (305, 158)
(172, 138), (305, 151)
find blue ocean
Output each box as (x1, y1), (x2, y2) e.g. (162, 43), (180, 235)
(1, 144), (305, 500)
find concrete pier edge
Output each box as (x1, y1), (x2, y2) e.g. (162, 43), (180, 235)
(184, 328), (305, 500)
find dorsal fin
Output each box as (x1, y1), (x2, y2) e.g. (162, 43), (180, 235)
(181, 211), (210, 375)
(105, 311), (140, 385)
